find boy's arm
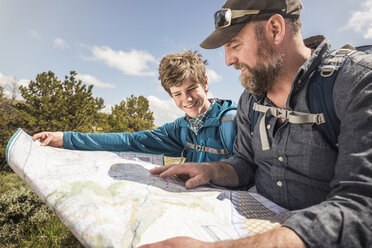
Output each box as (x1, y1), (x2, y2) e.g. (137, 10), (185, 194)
(62, 121), (185, 156)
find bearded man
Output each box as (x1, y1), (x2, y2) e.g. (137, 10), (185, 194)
(143, 0), (372, 247)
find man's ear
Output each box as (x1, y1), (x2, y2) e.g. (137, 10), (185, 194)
(265, 14), (286, 45)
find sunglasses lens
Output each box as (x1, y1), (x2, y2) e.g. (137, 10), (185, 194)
(214, 9), (231, 28)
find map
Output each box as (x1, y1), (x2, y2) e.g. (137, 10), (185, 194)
(6, 129), (293, 247)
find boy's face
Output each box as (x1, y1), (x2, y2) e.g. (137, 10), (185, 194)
(169, 77), (210, 119)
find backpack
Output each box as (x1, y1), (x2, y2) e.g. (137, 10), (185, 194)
(180, 104), (237, 160)
(249, 44), (372, 151)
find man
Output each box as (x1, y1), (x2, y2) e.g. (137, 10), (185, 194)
(143, 0), (372, 247)
(32, 50), (237, 163)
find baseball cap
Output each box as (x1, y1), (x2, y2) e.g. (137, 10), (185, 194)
(200, 0), (303, 49)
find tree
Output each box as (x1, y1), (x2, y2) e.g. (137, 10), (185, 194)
(0, 86), (18, 171)
(5, 76), (21, 103)
(0, 85), (4, 103)
(105, 95), (155, 133)
(0, 86), (7, 169)
(17, 71), (104, 133)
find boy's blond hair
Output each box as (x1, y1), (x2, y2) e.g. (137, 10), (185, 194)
(158, 50), (208, 96)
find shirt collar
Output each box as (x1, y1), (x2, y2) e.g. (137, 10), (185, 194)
(186, 100), (215, 135)
(185, 99), (214, 122)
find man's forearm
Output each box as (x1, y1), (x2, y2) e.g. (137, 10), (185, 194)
(139, 227), (306, 248)
(212, 227), (306, 248)
(209, 161), (240, 187)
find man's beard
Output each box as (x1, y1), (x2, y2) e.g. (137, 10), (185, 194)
(235, 39), (284, 96)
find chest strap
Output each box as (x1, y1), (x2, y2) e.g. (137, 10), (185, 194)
(185, 141), (229, 155)
(253, 103), (326, 150)
(220, 115), (235, 122)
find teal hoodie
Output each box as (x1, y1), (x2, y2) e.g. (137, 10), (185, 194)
(63, 99), (237, 163)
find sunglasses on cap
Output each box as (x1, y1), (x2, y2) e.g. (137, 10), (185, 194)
(214, 8), (260, 28)
(214, 8), (286, 29)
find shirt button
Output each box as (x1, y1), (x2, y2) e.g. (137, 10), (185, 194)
(277, 181), (283, 187)
(278, 156), (284, 162)
(266, 124), (271, 129)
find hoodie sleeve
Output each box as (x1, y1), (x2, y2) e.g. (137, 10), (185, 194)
(63, 119), (185, 157)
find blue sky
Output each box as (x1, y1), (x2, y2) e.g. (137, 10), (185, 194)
(1, 0), (371, 126)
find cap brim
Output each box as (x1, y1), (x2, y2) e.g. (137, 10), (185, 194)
(200, 22), (247, 49)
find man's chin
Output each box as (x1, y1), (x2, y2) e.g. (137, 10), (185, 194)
(240, 79), (264, 95)
(239, 74), (252, 92)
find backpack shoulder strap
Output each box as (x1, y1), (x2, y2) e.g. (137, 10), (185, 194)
(308, 44), (369, 149)
(246, 44), (371, 150)
(355, 44), (372, 54)
(180, 125), (186, 147)
(218, 107), (237, 156)
(248, 94), (260, 135)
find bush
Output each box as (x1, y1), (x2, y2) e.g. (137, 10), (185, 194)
(0, 172), (83, 247)
(0, 172), (25, 194)
(0, 87), (18, 172)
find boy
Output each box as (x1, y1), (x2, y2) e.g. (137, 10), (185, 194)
(33, 50), (237, 163)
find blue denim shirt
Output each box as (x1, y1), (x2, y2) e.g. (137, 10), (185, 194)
(221, 36), (372, 248)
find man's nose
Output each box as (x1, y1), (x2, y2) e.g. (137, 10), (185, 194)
(225, 49), (237, 66)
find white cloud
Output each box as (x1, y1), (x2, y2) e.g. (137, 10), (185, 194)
(147, 95), (184, 126)
(76, 74), (115, 88)
(99, 104), (113, 114)
(29, 29), (41, 40)
(0, 72), (10, 87)
(342, 0), (372, 39)
(0, 73), (28, 87)
(0, 73), (29, 100)
(17, 79), (30, 87)
(87, 46), (157, 77)
(54, 37), (70, 50)
(206, 69), (222, 83)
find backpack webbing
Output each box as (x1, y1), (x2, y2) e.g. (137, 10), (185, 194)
(180, 108), (237, 160)
(249, 44), (372, 150)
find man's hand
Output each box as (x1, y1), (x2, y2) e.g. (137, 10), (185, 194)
(150, 162), (214, 189)
(32, 132), (64, 148)
(139, 236), (210, 248)
(151, 161), (239, 189)
(139, 227), (306, 248)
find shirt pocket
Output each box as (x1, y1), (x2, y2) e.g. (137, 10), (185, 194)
(286, 124), (337, 182)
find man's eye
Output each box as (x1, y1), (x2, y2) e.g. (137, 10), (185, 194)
(232, 44), (240, 49)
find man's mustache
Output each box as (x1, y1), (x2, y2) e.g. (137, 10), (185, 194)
(234, 63), (253, 73)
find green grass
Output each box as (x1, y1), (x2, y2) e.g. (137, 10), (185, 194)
(0, 171), (83, 248)
(0, 171), (25, 194)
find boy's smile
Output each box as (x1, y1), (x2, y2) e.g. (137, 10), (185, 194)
(170, 78), (210, 119)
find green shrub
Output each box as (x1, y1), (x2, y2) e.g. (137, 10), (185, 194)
(0, 172), (83, 247)
(0, 172), (26, 194)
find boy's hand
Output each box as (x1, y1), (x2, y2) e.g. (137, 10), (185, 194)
(32, 132), (64, 148)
